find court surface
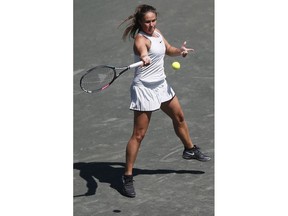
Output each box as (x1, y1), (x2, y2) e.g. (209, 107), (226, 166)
(74, 0), (214, 215)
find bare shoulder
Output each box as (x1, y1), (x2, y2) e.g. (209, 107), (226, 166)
(134, 33), (150, 55)
(134, 33), (150, 46)
(135, 33), (146, 42)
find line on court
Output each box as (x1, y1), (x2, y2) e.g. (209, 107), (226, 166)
(74, 69), (85, 76)
(160, 147), (183, 162)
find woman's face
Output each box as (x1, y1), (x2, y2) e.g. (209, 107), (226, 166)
(140, 12), (157, 35)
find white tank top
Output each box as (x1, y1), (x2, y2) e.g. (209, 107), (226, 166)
(133, 30), (166, 84)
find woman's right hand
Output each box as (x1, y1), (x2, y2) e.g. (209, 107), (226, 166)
(141, 55), (151, 66)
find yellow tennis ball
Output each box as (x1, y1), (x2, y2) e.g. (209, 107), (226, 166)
(172, 61), (181, 70)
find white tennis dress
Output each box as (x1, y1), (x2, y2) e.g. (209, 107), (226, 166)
(130, 30), (175, 111)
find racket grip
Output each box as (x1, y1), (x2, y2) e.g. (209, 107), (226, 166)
(129, 61), (143, 69)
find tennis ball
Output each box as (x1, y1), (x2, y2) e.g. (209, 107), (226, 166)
(172, 61), (181, 70)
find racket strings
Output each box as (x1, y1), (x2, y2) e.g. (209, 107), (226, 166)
(81, 66), (115, 92)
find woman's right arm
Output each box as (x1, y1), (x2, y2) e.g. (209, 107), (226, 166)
(133, 35), (151, 66)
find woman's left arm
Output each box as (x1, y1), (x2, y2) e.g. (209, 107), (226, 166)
(158, 29), (194, 57)
(164, 38), (194, 57)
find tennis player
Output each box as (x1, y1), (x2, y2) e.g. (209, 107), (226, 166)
(120, 4), (211, 198)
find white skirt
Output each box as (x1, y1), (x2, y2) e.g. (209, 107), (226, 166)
(130, 79), (175, 111)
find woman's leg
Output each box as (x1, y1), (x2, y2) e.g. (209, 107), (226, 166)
(124, 111), (152, 176)
(160, 96), (193, 149)
(161, 96), (210, 161)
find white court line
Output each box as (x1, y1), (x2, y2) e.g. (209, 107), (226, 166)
(74, 90), (84, 96)
(73, 69), (84, 76)
(160, 147), (183, 162)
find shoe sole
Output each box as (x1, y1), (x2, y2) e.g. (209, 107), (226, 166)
(122, 190), (136, 198)
(182, 155), (211, 162)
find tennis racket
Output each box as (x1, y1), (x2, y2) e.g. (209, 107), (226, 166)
(80, 61), (143, 93)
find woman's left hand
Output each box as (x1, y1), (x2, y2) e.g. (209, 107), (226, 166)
(180, 41), (194, 57)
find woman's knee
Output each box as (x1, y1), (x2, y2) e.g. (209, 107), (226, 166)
(173, 111), (185, 125)
(132, 130), (146, 143)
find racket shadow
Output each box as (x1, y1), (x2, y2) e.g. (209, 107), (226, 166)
(73, 162), (205, 197)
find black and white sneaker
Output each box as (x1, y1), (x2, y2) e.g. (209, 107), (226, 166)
(122, 175), (136, 198)
(182, 145), (211, 162)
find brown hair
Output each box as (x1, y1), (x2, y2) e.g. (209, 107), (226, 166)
(119, 4), (158, 41)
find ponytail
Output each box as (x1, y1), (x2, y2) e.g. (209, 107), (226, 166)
(119, 4), (157, 41)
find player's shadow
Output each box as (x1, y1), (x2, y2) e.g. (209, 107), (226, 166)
(73, 162), (204, 197)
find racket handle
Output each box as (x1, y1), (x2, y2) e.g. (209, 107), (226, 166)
(129, 61), (143, 69)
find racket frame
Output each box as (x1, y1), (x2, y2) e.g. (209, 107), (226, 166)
(80, 61), (143, 94)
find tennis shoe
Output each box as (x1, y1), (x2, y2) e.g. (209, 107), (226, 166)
(122, 175), (136, 198)
(182, 145), (211, 162)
